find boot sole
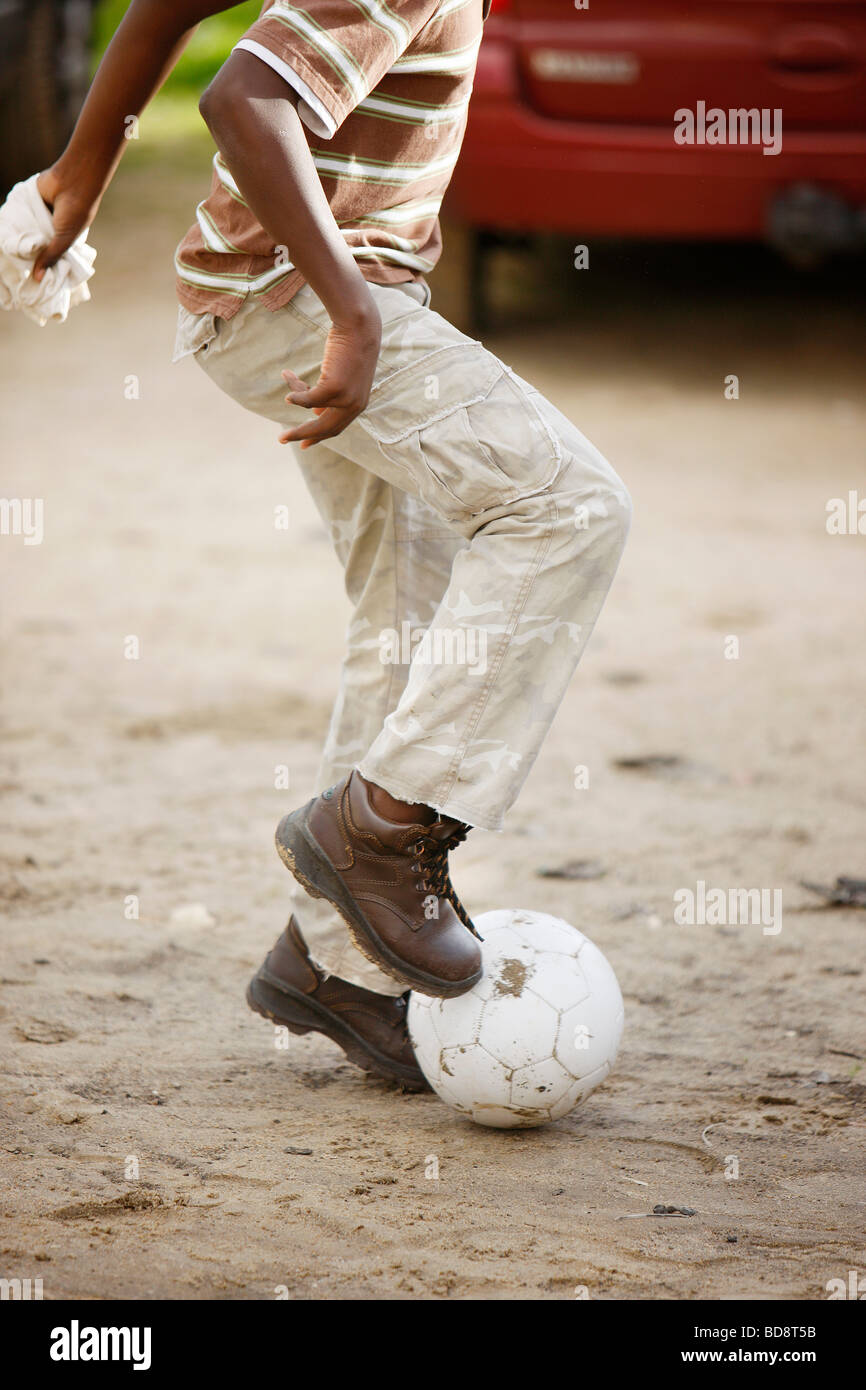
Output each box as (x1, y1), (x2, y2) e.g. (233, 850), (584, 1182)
(275, 801), (482, 1000)
(246, 969), (429, 1091)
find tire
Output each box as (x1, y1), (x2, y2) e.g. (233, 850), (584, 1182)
(0, 0), (95, 198)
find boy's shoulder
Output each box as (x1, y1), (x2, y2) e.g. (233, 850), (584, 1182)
(400, 0), (486, 55)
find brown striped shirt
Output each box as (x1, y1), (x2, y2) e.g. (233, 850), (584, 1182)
(175, 0), (489, 319)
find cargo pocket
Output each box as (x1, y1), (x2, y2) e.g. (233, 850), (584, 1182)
(358, 343), (562, 523)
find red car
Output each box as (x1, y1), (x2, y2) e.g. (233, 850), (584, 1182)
(446, 0), (866, 260)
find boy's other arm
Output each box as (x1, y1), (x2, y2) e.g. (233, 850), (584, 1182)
(34, 0), (243, 277)
(199, 50), (382, 448)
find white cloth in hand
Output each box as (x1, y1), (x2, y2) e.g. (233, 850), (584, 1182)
(0, 174), (96, 327)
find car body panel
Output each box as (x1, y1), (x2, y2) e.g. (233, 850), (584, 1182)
(448, 1), (866, 240)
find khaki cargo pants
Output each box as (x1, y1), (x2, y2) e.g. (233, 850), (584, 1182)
(191, 281), (632, 994)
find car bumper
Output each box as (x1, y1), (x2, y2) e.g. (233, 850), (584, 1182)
(447, 102), (866, 241)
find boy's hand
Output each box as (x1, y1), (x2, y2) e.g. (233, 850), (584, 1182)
(279, 305), (382, 449)
(32, 168), (100, 282)
(201, 52), (385, 450)
(28, 4), (235, 281)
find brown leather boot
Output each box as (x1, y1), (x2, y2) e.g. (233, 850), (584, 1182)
(246, 916), (430, 1091)
(274, 770), (482, 998)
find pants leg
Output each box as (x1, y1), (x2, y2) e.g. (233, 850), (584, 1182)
(287, 445), (464, 992)
(358, 432), (632, 830)
(196, 279), (631, 872)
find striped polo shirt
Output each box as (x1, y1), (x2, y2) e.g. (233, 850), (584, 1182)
(175, 0), (490, 319)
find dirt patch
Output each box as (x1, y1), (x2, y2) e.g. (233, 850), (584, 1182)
(492, 958), (531, 998)
(0, 164), (864, 1299)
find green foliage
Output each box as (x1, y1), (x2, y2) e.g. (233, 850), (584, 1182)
(90, 2), (264, 153)
(93, 1), (263, 94)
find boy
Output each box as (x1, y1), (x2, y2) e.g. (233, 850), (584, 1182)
(34, 0), (631, 1090)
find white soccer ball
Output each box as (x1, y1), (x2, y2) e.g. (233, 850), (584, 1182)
(408, 909), (624, 1129)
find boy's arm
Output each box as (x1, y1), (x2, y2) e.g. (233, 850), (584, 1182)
(199, 51), (382, 448)
(34, 0), (243, 277)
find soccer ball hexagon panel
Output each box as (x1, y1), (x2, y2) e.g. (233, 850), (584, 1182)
(407, 909), (624, 1129)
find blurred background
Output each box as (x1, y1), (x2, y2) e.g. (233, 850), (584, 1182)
(1, 2), (864, 1299)
(2, 0), (866, 326)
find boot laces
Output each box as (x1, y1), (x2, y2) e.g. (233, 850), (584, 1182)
(411, 825), (481, 938)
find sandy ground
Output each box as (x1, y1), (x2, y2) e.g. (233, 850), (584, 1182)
(1, 160), (865, 1301)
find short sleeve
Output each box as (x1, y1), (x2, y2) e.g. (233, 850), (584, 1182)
(234, 1), (441, 138)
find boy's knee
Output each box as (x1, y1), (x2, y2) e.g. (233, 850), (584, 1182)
(515, 399), (630, 552)
(570, 494), (629, 568)
(609, 481), (633, 548)
(553, 457), (632, 549)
